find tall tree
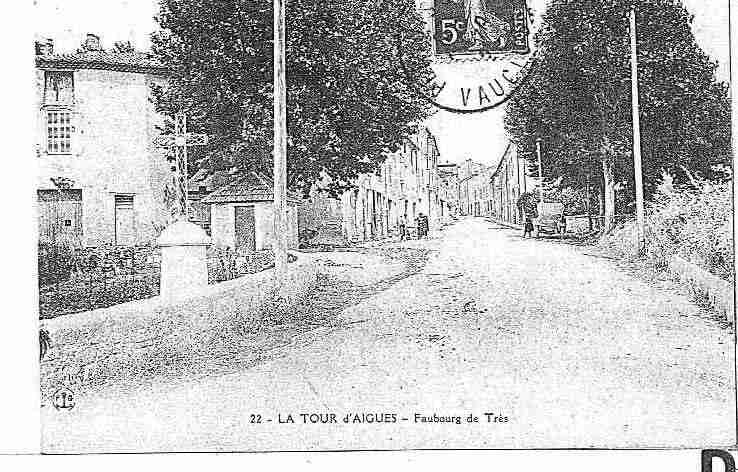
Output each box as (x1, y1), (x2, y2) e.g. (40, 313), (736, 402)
(505, 0), (730, 230)
(151, 0), (434, 196)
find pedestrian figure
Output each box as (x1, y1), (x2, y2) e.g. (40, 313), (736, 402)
(399, 215), (407, 241)
(523, 216), (534, 238)
(417, 212), (428, 239)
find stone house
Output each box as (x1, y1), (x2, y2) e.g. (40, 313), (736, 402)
(35, 35), (170, 247)
(201, 172), (300, 251)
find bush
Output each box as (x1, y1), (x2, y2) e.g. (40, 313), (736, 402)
(38, 237), (81, 286)
(599, 173), (733, 282)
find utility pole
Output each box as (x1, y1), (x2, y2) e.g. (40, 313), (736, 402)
(273, 0), (288, 281)
(630, 5), (646, 252)
(586, 155), (593, 232)
(535, 137), (543, 201)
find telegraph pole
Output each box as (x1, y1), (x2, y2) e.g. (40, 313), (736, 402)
(273, 0), (288, 281)
(535, 137), (543, 201)
(630, 5), (646, 252)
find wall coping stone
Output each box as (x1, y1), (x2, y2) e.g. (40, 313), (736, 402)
(156, 220), (212, 247)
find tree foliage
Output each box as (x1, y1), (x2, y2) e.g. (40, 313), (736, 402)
(505, 0), (730, 217)
(151, 0), (434, 195)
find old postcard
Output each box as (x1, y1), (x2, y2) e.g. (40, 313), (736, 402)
(28, 0), (735, 456)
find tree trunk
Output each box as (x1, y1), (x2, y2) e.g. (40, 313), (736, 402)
(602, 158), (616, 233)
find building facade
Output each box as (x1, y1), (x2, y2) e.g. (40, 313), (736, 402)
(437, 162), (459, 221)
(469, 165), (495, 217)
(456, 158), (485, 216)
(35, 35), (171, 247)
(489, 142), (537, 225)
(339, 127), (442, 241)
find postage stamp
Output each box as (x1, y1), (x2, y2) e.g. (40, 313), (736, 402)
(416, 0), (535, 113)
(432, 0), (530, 56)
(18, 0), (736, 463)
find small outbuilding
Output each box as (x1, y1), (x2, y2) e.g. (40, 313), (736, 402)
(201, 172), (301, 251)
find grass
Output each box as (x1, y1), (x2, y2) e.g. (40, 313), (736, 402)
(39, 272), (160, 319)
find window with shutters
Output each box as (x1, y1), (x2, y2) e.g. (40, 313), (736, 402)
(43, 71), (75, 155)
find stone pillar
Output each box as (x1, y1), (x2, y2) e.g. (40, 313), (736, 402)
(156, 220), (212, 300)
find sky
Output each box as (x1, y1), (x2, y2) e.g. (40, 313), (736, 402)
(35, 0), (731, 167)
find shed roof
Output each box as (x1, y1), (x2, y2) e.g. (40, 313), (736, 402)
(201, 171), (302, 204)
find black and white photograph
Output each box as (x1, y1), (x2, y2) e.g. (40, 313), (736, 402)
(12, 0), (737, 460)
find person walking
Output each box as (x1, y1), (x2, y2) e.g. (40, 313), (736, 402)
(523, 215), (534, 238)
(399, 215), (407, 241)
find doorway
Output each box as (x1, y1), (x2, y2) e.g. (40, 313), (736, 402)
(234, 205), (256, 251)
(114, 194), (135, 246)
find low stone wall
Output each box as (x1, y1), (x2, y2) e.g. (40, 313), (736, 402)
(668, 255), (734, 318)
(40, 254), (319, 401)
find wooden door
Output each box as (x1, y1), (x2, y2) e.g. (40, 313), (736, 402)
(37, 189), (83, 243)
(115, 194), (136, 246)
(234, 205), (256, 251)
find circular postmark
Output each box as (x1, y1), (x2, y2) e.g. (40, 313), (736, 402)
(410, 0), (536, 114)
(52, 386), (76, 411)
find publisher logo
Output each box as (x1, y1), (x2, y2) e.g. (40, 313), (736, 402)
(52, 386), (76, 411)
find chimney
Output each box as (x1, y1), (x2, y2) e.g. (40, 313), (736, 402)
(83, 33), (101, 51)
(34, 38), (54, 55)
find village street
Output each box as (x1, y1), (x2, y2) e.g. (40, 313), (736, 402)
(41, 218), (735, 452)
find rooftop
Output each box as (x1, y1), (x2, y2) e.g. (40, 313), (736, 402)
(34, 35), (169, 75)
(35, 50), (169, 75)
(201, 171), (302, 205)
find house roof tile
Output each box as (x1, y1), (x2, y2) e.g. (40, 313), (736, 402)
(201, 171), (302, 204)
(35, 51), (169, 75)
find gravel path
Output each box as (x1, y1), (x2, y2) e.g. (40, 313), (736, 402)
(42, 218), (735, 452)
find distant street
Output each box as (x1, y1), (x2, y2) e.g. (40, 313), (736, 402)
(42, 218), (735, 452)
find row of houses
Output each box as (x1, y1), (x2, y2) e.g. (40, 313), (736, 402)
(451, 144), (539, 226)
(35, 35), (450, 251)
(338, 128), (449, 242)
